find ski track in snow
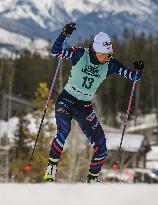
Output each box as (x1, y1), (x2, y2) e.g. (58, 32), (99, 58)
(0, 183), (157, 205)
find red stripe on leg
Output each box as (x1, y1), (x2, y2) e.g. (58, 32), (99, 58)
(90, 159), (106, 166)
(53, 143), (62, 153)
(93, 146), (99, 153)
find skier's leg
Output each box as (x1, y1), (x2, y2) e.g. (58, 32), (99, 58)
(87, 123), (107, 183)
(49, 105), (72, 160)
(74, 104), (107, 182)
(44, 92), (73, 182)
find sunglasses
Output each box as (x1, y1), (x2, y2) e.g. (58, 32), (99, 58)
(96, 51), (113, 58)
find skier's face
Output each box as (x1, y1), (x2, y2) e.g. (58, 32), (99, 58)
(95, 52), (113, 63)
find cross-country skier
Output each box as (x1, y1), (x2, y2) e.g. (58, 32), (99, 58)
(44, 22), (144, 183)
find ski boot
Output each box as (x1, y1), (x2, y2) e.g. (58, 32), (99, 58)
(86, 173), (103, 184)
(43, 158), (58, 182)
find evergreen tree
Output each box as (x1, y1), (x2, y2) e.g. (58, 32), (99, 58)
(10, 82), (55, 182)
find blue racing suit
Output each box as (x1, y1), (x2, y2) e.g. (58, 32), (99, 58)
(49, 33), (142, 176)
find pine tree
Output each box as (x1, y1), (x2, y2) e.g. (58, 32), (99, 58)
(10, 82), (55, 182)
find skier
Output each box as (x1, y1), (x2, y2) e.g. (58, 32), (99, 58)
(44, 22), (144, 183)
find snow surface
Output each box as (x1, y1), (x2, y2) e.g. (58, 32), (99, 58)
(0, 183), (158, 205)
(147, 146), (158, 161)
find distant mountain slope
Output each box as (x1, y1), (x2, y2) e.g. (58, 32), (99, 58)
(0, 0), (158, 56)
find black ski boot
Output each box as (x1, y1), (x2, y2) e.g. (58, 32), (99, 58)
(43, 158), (58, 182)
(86, 174), (103, 184)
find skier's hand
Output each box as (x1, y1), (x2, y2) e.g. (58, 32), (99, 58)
(63, 22), (76, 36)
(132, 59), (144, 71)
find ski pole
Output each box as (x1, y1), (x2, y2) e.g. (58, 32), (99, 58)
(113, 71), (139, 170)
(25, 37), (68, 171)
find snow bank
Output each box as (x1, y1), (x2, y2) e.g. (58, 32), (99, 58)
(0, 111), (56, 142)
(106, 132), (144, 152)
(147, 146), (158, 161)
(0, 117), (19, 142)
(0, 183), (157, 205)
(127, 113), (157, 132)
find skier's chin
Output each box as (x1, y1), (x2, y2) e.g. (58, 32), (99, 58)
(99, 59), (108, 63)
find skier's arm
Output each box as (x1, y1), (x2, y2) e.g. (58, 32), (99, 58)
(107, 58), (143, 81)
(51, 22), (85, 65)
(51, 33), (85, 65)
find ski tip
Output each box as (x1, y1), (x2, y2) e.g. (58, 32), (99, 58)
(112, 164), (119, 170)
(25, 165), (31, 171)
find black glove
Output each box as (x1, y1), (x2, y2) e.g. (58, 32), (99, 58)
(133, 59), (144, 71)
(63, 22), (76, 36)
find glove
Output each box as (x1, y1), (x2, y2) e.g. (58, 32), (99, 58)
(133, 59), (144, 71)
(63, 22), (76, 36)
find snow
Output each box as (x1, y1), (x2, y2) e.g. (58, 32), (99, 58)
(0, 48), (18, 59)
(0, 0), (102, 19)
(147, 146), (158, 161)
(0, 27), (31, 49)
(0, 0), (156, 25)
(3, 3), (50, 29)
(60, 0), (102, 17)
(0, 111), (56, 142)
(0, 27), (49, 56)
(0, 183), (157, 205)
(127, 113), (157, 132)
(0, 114), (145, 152)
(25, 112), (56, 136)
(147, 161), (158, 169)
(0, 0), (13, 12)
(0, 0), (158, 55)
(0, 117), (19, 142)
(106, 132), (144, 152)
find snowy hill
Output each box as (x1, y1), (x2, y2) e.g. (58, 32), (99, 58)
(0, 0), (158, 56)
(0, 183), (158, 205)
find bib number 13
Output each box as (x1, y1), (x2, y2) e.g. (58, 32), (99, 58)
(82, 76), (94, 89)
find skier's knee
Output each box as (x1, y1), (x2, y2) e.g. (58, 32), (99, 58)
(99, 145), (107, 157)
(94, 137), (107, 157)
(56, 127), (70, 142)
(56, 119), (71, 139)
